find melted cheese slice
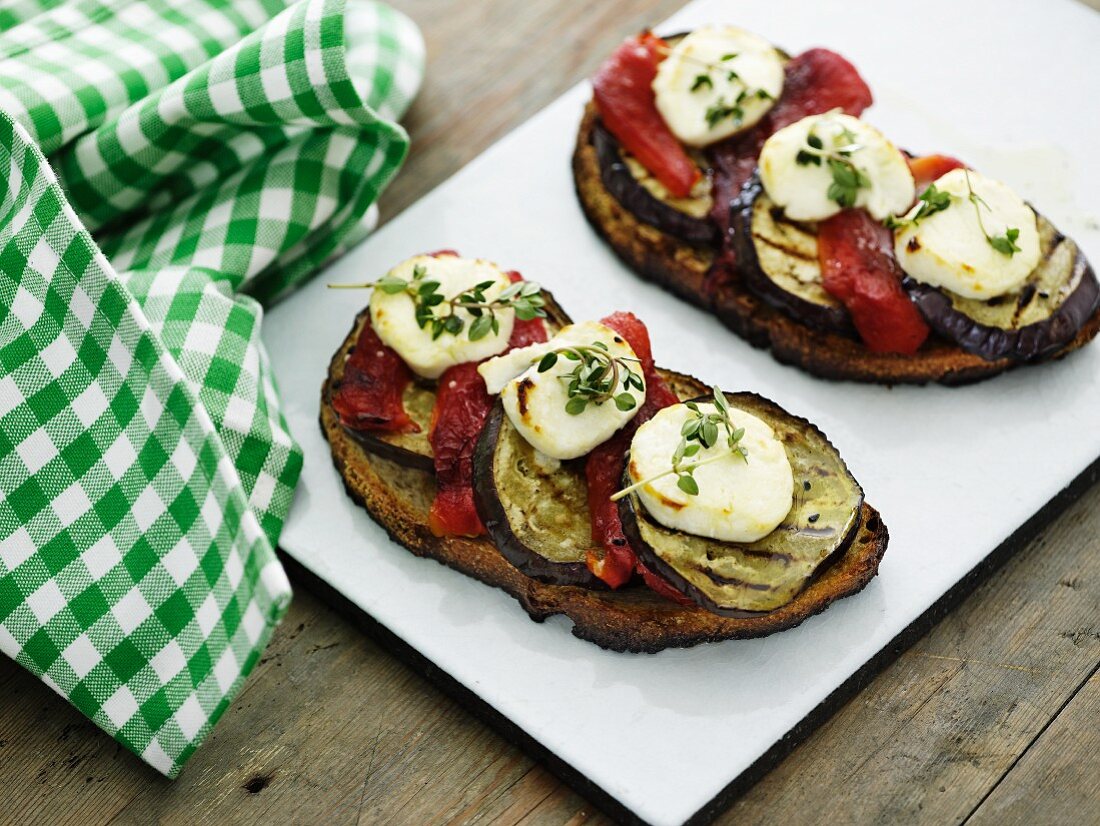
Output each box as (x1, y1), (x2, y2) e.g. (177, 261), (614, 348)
(759, 112), (914, 221)
(652, 26), (784, 147)
(892, 168), (1041, 299)
(628, 403), (793, 543)
(369, 254), (515, 379)
(478, 321), (645, 460)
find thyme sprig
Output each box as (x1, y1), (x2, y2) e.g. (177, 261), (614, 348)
(705, 93), (747, 129)
(884, 183), (952, 230)
(884, 171), (1022, 258)
(536, 342), (643, 416)
(965, 170), (1022, 257)
(795, 125), (870, 208)
(330, 264), (547, 340)
(705, 89), (772, 130)
(611, 386), (749, 501)
(671, 49), (774, 130)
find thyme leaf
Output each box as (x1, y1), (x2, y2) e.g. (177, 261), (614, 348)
(691, 74), (713, 92)
(965, 170), (1021, 257)
(795, 125), (871, 209)
(612, 386), (749, 502)
(535, 343), (644, 416)
(329, 264), (547, 340)
(884, 183), (953, 230)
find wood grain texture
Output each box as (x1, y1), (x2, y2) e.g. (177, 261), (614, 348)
(966, 668), (1100, 826)
(2, 1), (1099, 824)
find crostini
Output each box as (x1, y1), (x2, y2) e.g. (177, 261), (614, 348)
(322, 252), (887, 652)
(573, 26), (1100, 384)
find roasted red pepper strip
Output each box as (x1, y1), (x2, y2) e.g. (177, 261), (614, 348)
(818, 209), (930, 354)
(812, 154), (961, 354)
(331, 321), (419, 434)
(428, 362), (493, 537)
(330, 249), (462, 432)
(637, 561), (695, 606)
(593, 32), (700, 199)
(765, 48), (875, 133)
(584, 312), (682, 593)
(428, 294), (549, 538)
(907, 154), (965, 191)
(706, 49), (874, 292)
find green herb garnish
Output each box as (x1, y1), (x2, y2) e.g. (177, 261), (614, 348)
(536, 342), (643, 416)
(611, 386), (748, 501)
(676, 51), (773, 127)
(331, 264), (547, 340)
(795, 125), (870, 209)
(826, 159), (872, 208)
(886, 172), (1022, 257)
(965, 170), (1021, 257)
(705, 89), (748, 129)
(691, 74), (713, 92)
(884, 183), (953, 230)
(988, 227), (1021, 256)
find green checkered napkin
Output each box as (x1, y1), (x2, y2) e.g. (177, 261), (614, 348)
(0, 0), (423, 777)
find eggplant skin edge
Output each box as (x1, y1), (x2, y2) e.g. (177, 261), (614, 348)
(731, 172), (856, 338)
(472, 400), (604, 588)
(330, 292), (573, 471)
(323, 308), (435, 472)
(617, 391), (865, 617)
(322, 332), (891, 650)
(592, 122), (718, 246)
(343, 427), (434, 473)
(621, 487), (863, 618)
(572, 100), (1100, 384)
(904, 254), (1100, 362)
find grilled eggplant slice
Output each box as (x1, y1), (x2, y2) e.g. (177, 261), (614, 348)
(731, 173), (854, 335)
(904, 214), (1100, 361)
(344, 380), (435, 472)
(619, 392), (863, 615)
(471, 370), (716, 589)
(588, 31), (717, 247)
(473, 402), (600, 587)
(593, 123), (716, 246)
(327, 293), (571, 470)
(324, 327), (890, 650)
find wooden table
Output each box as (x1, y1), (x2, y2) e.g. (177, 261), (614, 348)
(3, 1), (1098, 822)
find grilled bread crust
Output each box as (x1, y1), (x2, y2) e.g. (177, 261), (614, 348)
(322, 310), (888, 653)
(572, 102), (1100, 385)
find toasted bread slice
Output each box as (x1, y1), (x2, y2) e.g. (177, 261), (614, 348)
(572, 102), (1100, 385)
(322, 310), (888, 653)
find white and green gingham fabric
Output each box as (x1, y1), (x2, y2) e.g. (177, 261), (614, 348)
(0, 0), (423, 777)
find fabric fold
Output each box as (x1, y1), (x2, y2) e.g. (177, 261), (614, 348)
(0, 0), (424, 777)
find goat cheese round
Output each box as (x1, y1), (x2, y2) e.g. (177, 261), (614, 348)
(478, 321), (645, 460)
(653, 26), (784, 147)
(892, 168), (1041, 299)
(628, 402), (793, 543)
(369, 254), (515, 379)
(758, 112), (914, 221)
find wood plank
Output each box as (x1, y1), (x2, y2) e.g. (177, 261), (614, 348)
(716, 486), (1100, 825)
(380, 0), (688, 217)
(1, 485), (1096, 823)
(104, 592), (549, 824)
(965, 667), (1100, 826)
